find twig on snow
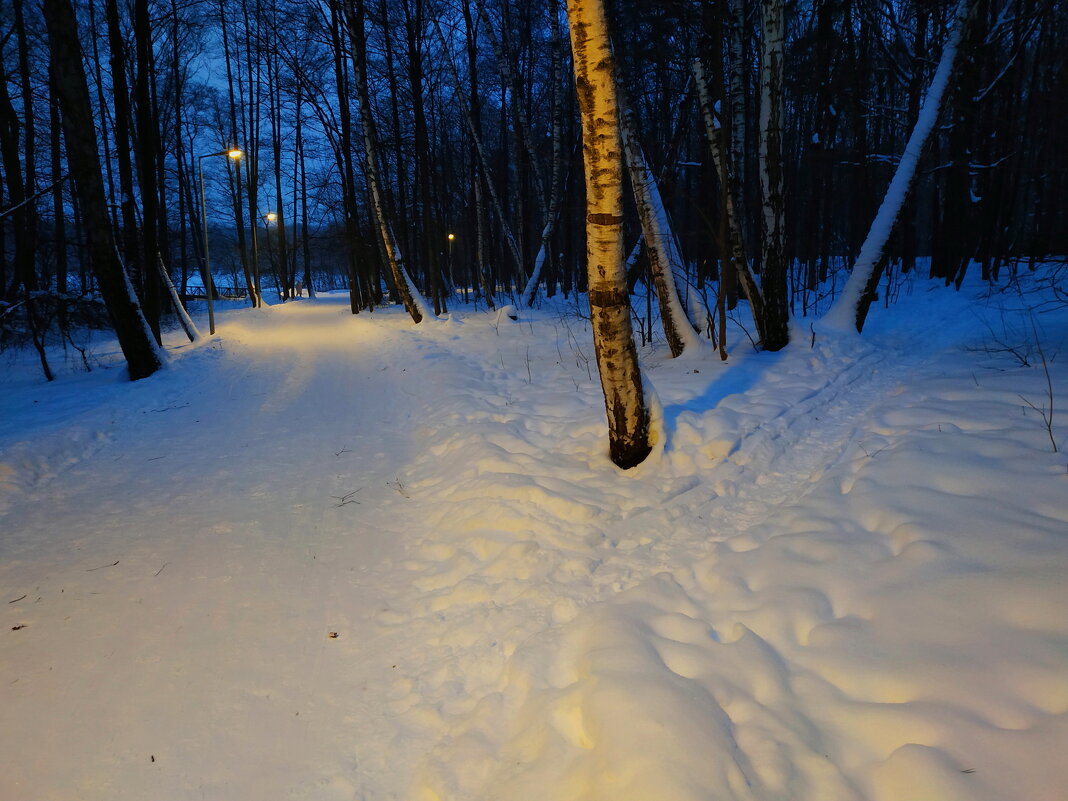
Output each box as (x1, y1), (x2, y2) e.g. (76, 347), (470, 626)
(86, 560), (120, 571)
(331, 488), (363, 507)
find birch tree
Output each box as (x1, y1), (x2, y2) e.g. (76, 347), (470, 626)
(617, 90), (702, 358)
(342, 0), (433, 324)
(566, 0), (651, 469)
(692, 57), (765, 341)
(823, 0), (973, 333)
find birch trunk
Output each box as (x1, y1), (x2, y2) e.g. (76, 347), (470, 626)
(823, 0), (972, 332)
(566, 0), (651, 469)
(158, 253), (200, 342)
(692, 58), (765, 334)
(758, 0), (790, 351)
(343, 0), (432, 324)
(618, 93), (702, 357)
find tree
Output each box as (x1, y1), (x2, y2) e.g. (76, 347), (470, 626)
(43, 0), (163, 381)
(566, 0), (651, 469)
(823, 0), (974, 333)
(342, 0), (433, 324)
(618, 88), (702, 357)
(757, 0), (789, 350)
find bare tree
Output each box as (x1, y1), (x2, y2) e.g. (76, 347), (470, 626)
(757, 0), (789, 350)
(342, 0), (433, 323)
(43, 0), (163, 380)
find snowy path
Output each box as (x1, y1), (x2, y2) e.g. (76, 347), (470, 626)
(2, 287), (1066, 801)
(393, 328), (929, 800)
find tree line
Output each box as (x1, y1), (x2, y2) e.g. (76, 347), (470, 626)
(1, 0), (1063, 461)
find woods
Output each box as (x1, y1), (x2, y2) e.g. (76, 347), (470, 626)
(1, 0), (1065, 455)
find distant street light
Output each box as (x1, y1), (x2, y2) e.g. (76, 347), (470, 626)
(447, 232), (455, 290)
(198, 148), (243, 334)
(263, 212), (278, 297)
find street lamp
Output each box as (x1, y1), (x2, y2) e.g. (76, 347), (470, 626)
(263, 212), (277, 298)
(198, 148), (243, 334)
(447, 232), (455, 292)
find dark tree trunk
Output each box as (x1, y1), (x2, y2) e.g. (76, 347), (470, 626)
(44, 0), (163, 380)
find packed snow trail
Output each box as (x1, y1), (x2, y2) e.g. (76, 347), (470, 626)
(2, 279), (1066, 801)
(0, 299), (444, 799)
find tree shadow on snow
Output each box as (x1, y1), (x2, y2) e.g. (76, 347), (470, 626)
(661, 350), (787, 433)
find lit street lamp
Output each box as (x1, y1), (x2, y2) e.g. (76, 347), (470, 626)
(263, 212), (277, 298)
(198, 148), (243, 334)
(447, 232), (455, 290)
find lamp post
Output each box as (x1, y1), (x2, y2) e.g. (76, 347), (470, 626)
(264, 211), (277, 299)
(447, 232), (455, 295)
(198, 148), (243, 334)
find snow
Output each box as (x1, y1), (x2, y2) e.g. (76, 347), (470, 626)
(2, 270), (1067, 801)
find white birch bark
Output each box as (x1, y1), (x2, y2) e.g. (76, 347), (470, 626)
(692, 57), (765, 330)
(566, 0), (651, 469)
(823, 0), (972, 331)
(618, 95), (703, 356)
(343, 0), (432, 324)
(158, 253), (201, 342)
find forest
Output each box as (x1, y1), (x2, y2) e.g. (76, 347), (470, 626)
(2, 0), (1064, 377)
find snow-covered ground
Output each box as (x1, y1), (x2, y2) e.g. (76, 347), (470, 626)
(2, 270), (1066, 801)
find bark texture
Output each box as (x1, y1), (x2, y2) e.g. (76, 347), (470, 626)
(618, 92), (701, 357)
(758, 0), (790, 351)
(692, 57), (764, 332)
(566, 0), (651, 469)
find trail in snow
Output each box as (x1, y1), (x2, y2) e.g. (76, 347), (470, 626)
(2, 275), (1066, 801)
(392, 325), (933, 801)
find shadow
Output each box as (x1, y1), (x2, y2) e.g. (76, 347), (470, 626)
(662, 350), (787, 432)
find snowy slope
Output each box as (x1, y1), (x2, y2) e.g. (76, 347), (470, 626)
(2, 272), (1066, 801)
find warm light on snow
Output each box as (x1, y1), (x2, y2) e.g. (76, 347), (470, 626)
(1, 269), (1066, 801)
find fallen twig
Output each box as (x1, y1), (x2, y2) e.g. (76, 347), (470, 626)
(86, 560), (120, 572)
(330, 488), (363, 507)
(148, 403), (191, 413)
(7, 595), (26, 604)
(154, 563), (169, 577)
